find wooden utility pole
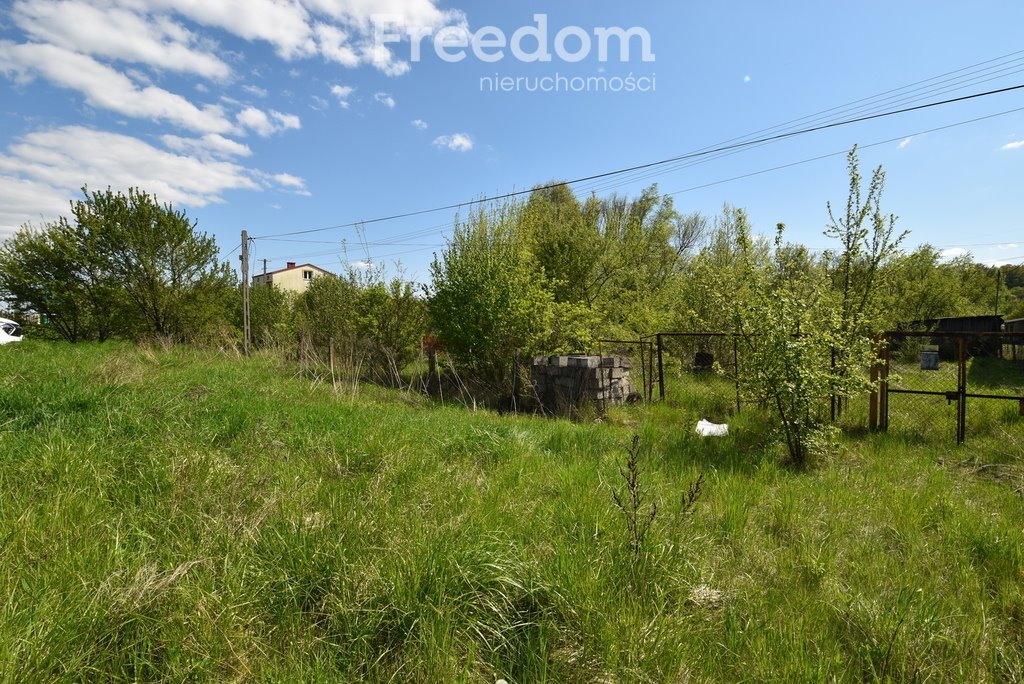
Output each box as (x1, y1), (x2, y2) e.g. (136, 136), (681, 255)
(262, 258), (269, 276)
(241, 230), (251, 356)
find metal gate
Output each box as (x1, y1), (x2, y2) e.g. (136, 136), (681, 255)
(871, 332), (1024, 445)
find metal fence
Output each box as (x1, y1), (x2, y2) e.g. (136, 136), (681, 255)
(871, 331), (1024, 446)
(599, 329), (1024, 448)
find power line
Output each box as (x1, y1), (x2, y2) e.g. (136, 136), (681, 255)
(322, 105), (1024, 266)
(253, 53), (1024, 246)
(576, 60), (1024, 196)
(252, 82), (1024, 240)
(664, 106), (1024, 197)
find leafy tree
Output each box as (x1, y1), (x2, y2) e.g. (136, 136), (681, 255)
(429, 202), (556, 389)
(293, 265), (428, 386)
(732, 150), (903, 466)
(247, 283), (295, 348)
(733, 226), (866, 465)
(823, 146), (907, 335)
(0, 210), (137, 343)
(1, 187), (234, 343)
(72, 187), (235, 340)
(519, 182), (683, 338)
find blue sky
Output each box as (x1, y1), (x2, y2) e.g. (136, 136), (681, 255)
(1, 0), (1022, 282)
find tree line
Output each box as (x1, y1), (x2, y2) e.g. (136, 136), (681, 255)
(1, 151), (1017, 462)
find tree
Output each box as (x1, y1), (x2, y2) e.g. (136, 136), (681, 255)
(732, 150), (904, 466)
(0, 187), (234, 343)
(429, 202), (556, 389)
(72, 187), (235, 340)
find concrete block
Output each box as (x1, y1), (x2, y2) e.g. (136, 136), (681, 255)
(549, 355), (570, 367)
(567, 355), (600, 368)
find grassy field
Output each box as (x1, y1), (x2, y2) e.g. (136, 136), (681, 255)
(2, 341), (1024, 682)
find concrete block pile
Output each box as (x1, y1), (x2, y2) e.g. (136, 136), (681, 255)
(530, 354), (636, 413)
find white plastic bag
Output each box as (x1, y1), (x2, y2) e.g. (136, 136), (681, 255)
(695, 419), (729, 437)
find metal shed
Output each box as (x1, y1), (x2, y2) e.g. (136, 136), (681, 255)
(904, 315), (1004, 359)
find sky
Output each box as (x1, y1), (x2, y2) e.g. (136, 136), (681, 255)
(1, 0), (1023, 283)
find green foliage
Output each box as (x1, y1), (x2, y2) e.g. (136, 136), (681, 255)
(0, 187), (235, 343)
(0, 218), (122, 342)
(731, 149), (903, 466)
(293, 265), (427, 386)
(428, 183), (686, 389)
(247, 283), (295, 347)
(429, 202), (559, 389)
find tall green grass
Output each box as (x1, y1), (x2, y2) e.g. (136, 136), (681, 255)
(1, 340), (1023, 681)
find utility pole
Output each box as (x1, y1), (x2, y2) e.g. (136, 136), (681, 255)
(262, 258), (269, 276)
(241, 230), (251, 356)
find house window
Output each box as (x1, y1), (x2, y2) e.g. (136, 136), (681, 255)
(303, 270), (314, 281)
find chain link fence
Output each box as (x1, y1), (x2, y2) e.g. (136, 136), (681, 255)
(614, 329), (1024, 450)
(875, 332), (1024, 449)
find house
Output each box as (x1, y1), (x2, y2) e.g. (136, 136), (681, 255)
(252, 262), (333, 293)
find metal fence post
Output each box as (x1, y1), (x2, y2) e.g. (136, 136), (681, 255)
(830, 346), (837, 422)
(733, 335), (741, 414)
(656, 333), (665, 402)
(957, 337), (967, 445)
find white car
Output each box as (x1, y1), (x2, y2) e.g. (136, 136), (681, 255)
(0, 317), (23, 344)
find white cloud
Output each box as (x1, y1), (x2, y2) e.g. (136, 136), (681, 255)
(0, 126), (272, 234)
(0, 174), (70, 236)
(315, 23), (360, 67)
(133, 0), (318, 60)
(1002, 140), (1024, 151)
(374, 91), (396, 108)
(0, 41), (234, 134)
(940, 247), (969, 259)
(236, 106), (301, 136)
(330, 84), (354, 108)
(899, 137), (913, 149)
(11, 0), (231, 80)
(161, 133), (252, 158)
(310, 95), (329, 111)
(411, 118), (428, 130)
(241, 84), (269, 98)
(272, 172), (305, 188)
(271, 110), (301, 130)
(433, 133), (473, 151)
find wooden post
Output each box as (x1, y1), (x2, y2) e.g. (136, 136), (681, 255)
(869, 337), (879, 432)
(329, 336), (336, 389)
(881, 339), (890, 431)
(427, 344), (439, 397)
(510, 350), (521, 412)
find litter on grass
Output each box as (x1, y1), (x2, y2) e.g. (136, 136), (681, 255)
(695, 419), (729, 437)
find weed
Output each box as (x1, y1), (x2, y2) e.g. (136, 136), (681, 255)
(610, 435), (658, 559)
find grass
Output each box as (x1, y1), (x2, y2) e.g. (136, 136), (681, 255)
(2, 340), (1024, 681)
